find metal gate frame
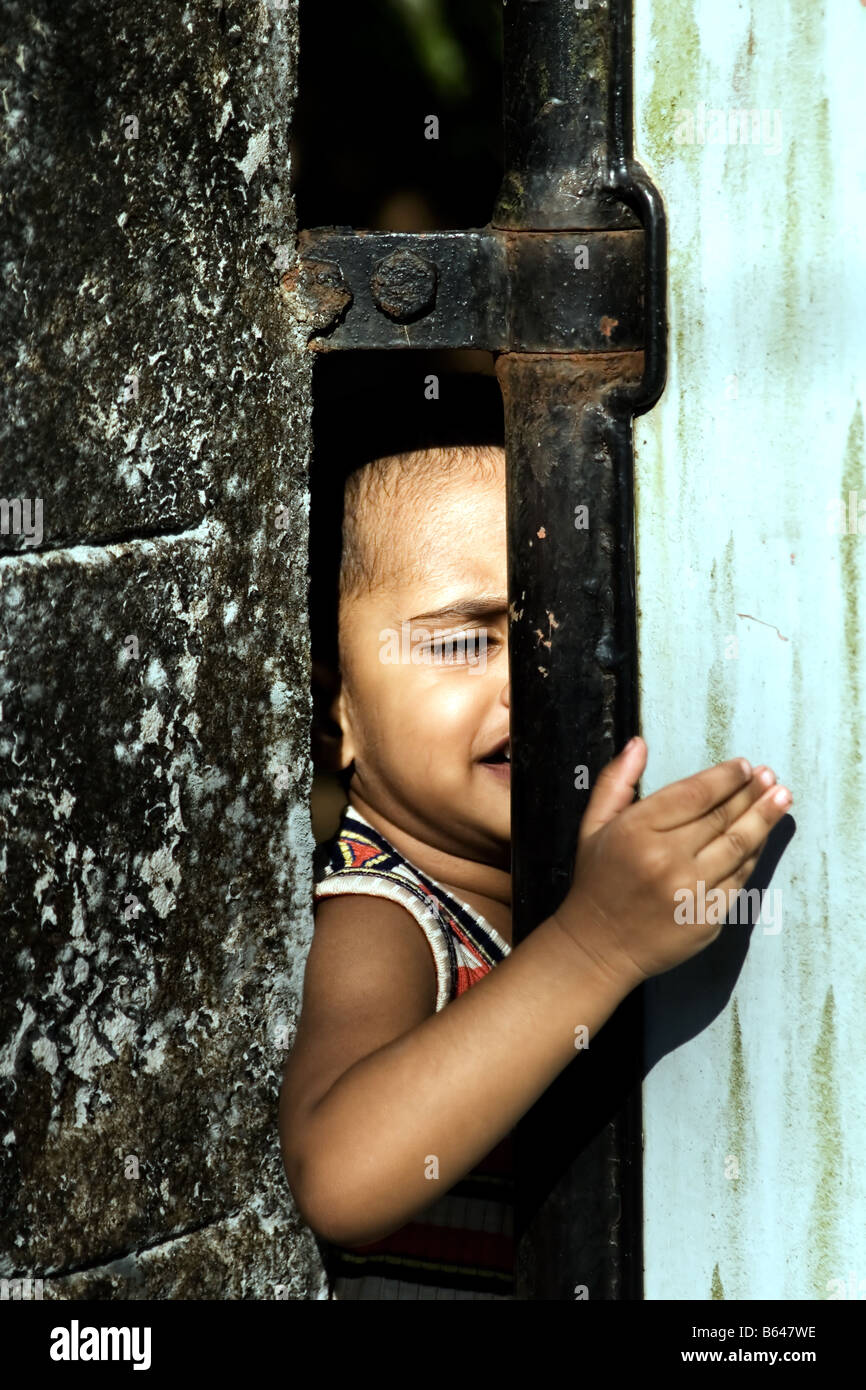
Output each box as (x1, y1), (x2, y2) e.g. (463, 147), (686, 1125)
(285, 0), (668, 1299)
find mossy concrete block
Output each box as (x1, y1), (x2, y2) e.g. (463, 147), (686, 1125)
(1, 0), (322, 1297)
(0, 0), (303, 550)
(39, 1199), (329, 1301)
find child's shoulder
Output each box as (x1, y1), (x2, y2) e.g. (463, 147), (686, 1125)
(313, 803), (457, 1011)
(313, 804), (507, 1010)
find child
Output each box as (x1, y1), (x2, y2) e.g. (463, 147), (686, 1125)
(279, 370), (792, 1300)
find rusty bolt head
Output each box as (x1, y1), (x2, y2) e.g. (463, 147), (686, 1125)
(280, 258), (353, 336)
(370, 250), (438, 322)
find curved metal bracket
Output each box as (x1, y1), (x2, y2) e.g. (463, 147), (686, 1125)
(602, 161), (668, 418)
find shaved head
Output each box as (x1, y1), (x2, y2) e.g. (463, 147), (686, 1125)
(338, 444), (506, 607)
(307, 369), (506, 686)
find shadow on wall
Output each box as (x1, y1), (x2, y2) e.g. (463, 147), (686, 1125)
(642, 812), (797, 1072)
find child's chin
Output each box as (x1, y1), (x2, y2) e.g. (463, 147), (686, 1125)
(477, 806), (511, 854)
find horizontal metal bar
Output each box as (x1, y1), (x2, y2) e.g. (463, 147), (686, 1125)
(286, 227), (645, 354)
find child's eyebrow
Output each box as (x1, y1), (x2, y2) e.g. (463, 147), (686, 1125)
(406, 597), (508, 623)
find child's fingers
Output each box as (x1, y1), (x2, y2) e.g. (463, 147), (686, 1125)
(695, 781), (792, 883)
(579, 735), (647, 842)
(685, 765), (777, 854)
(639, 756), (753, 832)
(708, 846), (769, 928)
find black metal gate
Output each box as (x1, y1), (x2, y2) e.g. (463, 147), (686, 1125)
(287, 0), (667, 1299)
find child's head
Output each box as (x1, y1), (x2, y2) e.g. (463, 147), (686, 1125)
(310, 368), (509, 864)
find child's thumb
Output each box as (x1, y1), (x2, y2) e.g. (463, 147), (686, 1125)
(578, 736), (646, 842)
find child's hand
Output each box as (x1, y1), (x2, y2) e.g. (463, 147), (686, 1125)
(551, 738), (792, 988)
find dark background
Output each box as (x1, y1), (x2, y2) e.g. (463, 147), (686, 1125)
(295, 0), (506, 840)
(294, 0), (503, 232)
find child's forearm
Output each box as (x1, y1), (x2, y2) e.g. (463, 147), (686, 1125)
(293, 912), (637, 1248)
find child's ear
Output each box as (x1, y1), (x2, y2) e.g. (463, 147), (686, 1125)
(311, 658), (355, 774)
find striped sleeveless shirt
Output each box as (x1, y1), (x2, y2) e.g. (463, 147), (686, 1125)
(312, 802), (515, 1300)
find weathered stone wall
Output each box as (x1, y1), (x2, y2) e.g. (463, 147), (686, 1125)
(0, 0), (325, 1298)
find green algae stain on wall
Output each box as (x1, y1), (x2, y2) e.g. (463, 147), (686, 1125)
(785, 0), (833, 203)
(704, 535), (736, 765)
(807, 987), (842, 1298)
(789, 641), (804, 789)
(777, 7), (832, 388)
(705, 669), (732, 770)
(719, 993), (765, 1297)
(838, 401), (865, 846)
(777, 136), (802, 367)
(721, 11), (757, 198)
(812, 93), (831, 206)
(642, 0), (702, 153)
(718, 997), (753, 1297)
(710, 1262), (725, 1299)
(640, 0), (705, 531)
(726, 997), (749, 1181)
(704, 660), (731, 768)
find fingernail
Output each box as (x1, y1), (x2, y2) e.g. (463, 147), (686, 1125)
(773, 786), (791, 806)
(624, 736), (639, 752)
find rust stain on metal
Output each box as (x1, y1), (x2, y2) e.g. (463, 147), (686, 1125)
(600, 315), (619, 339)
(533, 611), (559, 649)
(370, 249), (438, 322)
(496, 351), (646, 486)
(497, 349), (645, 393)
(279, 259), (352, 338)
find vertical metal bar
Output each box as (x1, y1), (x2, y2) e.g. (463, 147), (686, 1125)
(494, 0), (666, 1300)
(493, 0), (640, 231)
(498, 354), (645, 1300)
(498, 354), (642, 932)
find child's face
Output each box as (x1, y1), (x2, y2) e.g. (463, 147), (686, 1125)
(334, 450), (510, 867)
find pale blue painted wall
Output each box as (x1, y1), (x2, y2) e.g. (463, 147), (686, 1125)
(633, 0), (866, 1299)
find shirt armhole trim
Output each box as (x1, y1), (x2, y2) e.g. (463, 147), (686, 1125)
(314, 875), (452, 1013)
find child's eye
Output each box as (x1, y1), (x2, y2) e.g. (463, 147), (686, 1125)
(424, 629), (494, 663)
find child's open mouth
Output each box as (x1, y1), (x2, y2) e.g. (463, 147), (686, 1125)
(480, 738), (510, 779)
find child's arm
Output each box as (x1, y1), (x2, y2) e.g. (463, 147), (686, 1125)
(280, 742), (790, 1248)
(280, 890), (631, 1248)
